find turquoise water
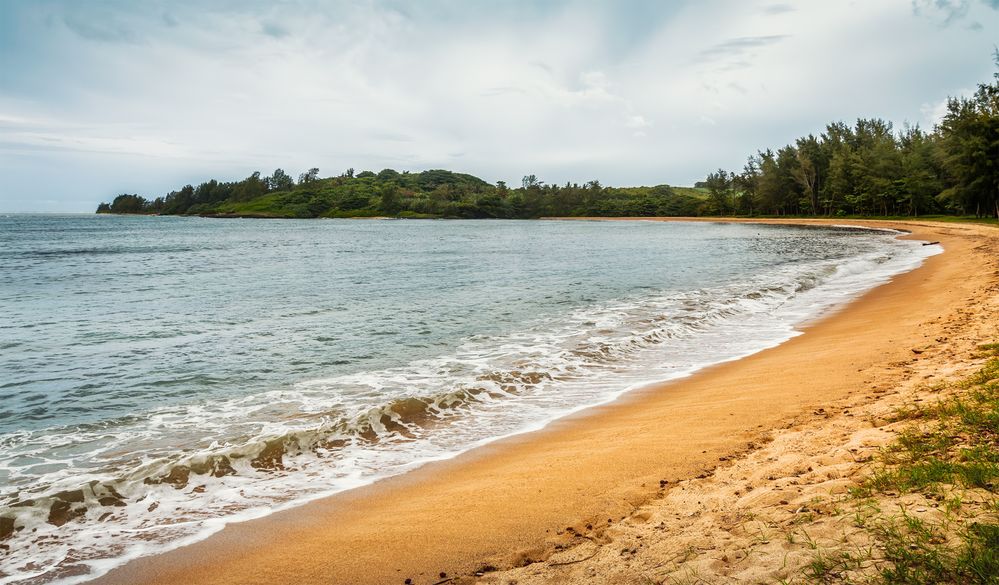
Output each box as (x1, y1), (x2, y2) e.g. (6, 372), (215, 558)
(0, 216), (937, 584)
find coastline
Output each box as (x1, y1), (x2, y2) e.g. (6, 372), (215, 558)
(90, 219), (999, 585)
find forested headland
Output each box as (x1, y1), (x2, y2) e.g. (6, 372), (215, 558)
(98, 57), (998, 220)
(96, 170), (709, 219)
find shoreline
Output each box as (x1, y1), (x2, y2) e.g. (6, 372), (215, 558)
(90, 218), (999, 585)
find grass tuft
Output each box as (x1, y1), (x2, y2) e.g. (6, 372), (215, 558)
(801, 345), (999, 584)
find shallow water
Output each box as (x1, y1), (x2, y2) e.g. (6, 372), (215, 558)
(0, 216), (938, 584)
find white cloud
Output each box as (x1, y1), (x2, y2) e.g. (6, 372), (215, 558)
(920, 96), (951, 128)
(626, 115), (649, 128)
(0, 0), (997, 211)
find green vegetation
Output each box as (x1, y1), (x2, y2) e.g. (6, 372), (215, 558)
(803, 345), (999, 584)
(98, 54), (997, 220)
(862, 351), (999, 499)
(706, 53), (999, 219)
(96, 168), (709, 219)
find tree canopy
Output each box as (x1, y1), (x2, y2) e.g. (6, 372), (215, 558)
(704, 55), (998, 219)
(95, 167), (709, 219)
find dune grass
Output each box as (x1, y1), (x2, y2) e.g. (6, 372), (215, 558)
(803, 344), (999, 584)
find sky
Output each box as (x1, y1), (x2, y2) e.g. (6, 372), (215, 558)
(0, 0), (997, 212)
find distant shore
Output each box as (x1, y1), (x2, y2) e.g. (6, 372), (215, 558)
(92, 219), (999, 585)
(94, 210), (998, 225)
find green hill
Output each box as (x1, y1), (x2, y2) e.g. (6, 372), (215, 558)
(96, 169), (709, 219)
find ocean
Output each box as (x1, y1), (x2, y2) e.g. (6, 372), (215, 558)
(0, 215), (939, 584)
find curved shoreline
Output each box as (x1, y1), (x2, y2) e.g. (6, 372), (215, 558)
(89, 219), (998, 585)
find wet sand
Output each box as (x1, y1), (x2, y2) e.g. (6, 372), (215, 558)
(92, 219), (999, 585)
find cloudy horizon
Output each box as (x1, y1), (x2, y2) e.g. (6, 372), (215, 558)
(1, 0), (997, 212)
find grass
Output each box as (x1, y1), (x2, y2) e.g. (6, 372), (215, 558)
(860, 348), (999, 497)
(800, 345), (999, 584)
(213, 193), (298, 217)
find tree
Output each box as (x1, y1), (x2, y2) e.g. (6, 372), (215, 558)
(897, 125), (942, 216)
(379, 183), (401, 215)
(109, 194), (148, 214)
(377, 168), (401, 182)
(162, 185), (195, 214)
(734, 156), (760, 215)
(756, 150), (783, 215)
(937, 53), (999, 218)
(774, 146), (802, 214)
(267, 168), (295, 192)
(194, 179), (222, 205)
(820, 122), (856, 214)
(231, 171), (267, 201)
(299, 168), (320, 185)
(793, 135), (823, 214)
(703, 169), (733, 215)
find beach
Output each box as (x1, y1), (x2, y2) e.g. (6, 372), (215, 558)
(91, 219), (999, 585)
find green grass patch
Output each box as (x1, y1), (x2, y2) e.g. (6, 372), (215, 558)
(869, 513), (999, 584)
(802, 345), (999, 583)
(865, 347), (999, 496)
(213, 193), (298, 217)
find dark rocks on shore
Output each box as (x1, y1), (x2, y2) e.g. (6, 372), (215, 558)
(48, 499), (86, 527)
(251, 440), (287, 471)
(191, 455), (236, 478)
(145, 465), (192, 489)
(0, 516), (15, 540)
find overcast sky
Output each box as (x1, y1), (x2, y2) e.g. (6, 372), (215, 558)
(1, 0), (997, 212)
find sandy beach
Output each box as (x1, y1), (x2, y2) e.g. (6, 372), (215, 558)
(91, 219), (999, 585)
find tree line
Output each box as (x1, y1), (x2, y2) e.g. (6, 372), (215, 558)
(700, 55), (998, 219)
(98, 55), (997, 220)
(96, 168), (708, 219)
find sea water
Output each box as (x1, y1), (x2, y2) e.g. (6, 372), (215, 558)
(0, 216), (939, 584)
